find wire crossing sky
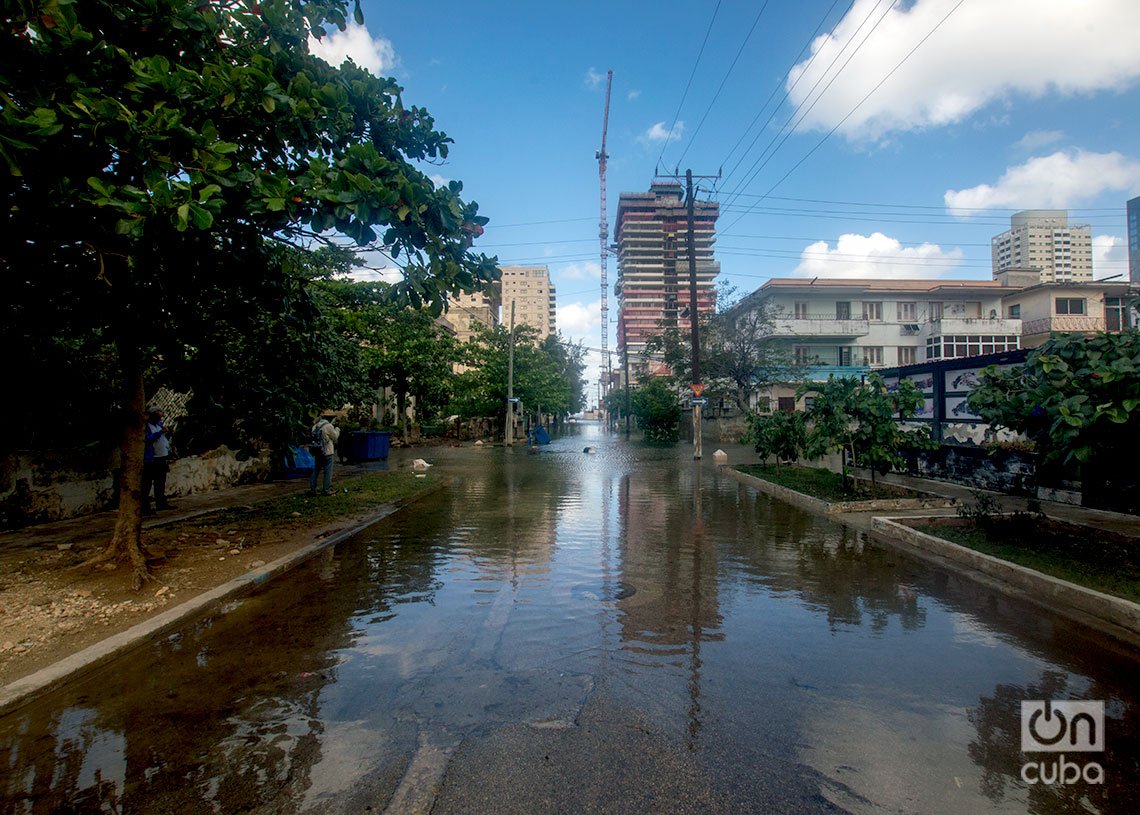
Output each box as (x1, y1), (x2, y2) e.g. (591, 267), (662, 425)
(318, 0), (1140, 394)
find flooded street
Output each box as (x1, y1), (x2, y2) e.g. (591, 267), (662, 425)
(2, 423), (1139, 814)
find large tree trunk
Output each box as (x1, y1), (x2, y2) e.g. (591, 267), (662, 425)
(85, 335), (152, 589)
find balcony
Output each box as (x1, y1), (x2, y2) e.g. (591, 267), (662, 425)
(1021, 315), (1105, 335)
(927, 317), (1022, 336)
(769, 316), (870, 337)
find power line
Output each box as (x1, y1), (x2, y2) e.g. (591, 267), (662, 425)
(717, 0), (846, 178)
(723, 0), (969, 233)
(656, 0), (723, 170)
(675, 0), (772, 167)
(721, 0), (899, 213)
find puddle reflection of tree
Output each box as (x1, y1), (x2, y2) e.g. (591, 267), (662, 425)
(717, 487), (928, 633)
(968, 670), (1140, 815)
(0, 519), (446, 813)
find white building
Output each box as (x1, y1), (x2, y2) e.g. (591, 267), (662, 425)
(991, 210), (1093, 283)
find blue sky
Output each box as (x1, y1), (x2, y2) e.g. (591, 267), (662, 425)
(313, 0), (1140, 397)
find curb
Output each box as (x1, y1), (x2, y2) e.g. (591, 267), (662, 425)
(0, 481), (446, 715)
(724, 468), (956, 515)
(869, 516), (1140, 646)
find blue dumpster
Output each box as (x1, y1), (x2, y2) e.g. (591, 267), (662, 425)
(531, 425), (551, 445)
(348, 430), (391, 461)
(284, 446), (314, 479)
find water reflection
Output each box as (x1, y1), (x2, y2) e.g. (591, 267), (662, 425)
(1, 425), (1139, 814)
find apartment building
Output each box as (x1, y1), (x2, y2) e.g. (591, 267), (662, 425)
(615, 181), (719, 377)
(996, 269), (1132, 347)
(443, 283), (500, 346)
(744, 277), (1020, 370)
(991, 210), (1093, 283)
(499, 265), (557, 341)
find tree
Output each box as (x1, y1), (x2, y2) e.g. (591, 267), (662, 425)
(967, 331), (1140, 510)
(630, 378), (682, 443)
(745, 409), (806, 469)
(801, 374), (933, 489)
(541, 334), (588, 418)
(2, 0), (498, 585)
(643, 283), (803, 413)
(451, 324), (580, 430)
(321, 279), (461, 444)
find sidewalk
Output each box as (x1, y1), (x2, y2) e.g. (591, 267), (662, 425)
(0, 459), (405, 702)
(870, 470), (1140, 537)
(0, 461), (385, 568)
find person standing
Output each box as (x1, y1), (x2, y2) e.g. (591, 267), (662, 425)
(142, 405), (174, 514)
(309, 414), (340, 496)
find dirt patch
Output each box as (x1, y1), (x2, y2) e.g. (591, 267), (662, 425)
(0, 472), (441, 689)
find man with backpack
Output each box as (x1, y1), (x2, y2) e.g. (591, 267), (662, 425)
(308, 413), (341, 496)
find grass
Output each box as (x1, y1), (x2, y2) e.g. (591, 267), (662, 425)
(910, 516), (1140, 605)
(169, 471), (443, 542)
(735, 463), (921, 503)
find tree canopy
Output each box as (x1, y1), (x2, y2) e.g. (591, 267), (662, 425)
(967, 331), (1140, 510)
(2, 0), (498, 584)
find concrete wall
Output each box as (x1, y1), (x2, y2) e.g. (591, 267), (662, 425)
(915, 444), (1037, 494)
(0, 446), (272, 529)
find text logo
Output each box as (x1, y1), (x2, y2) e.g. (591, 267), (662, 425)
(1021, 700), (1104, 753)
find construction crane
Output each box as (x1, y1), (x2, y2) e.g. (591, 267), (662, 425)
(596, 69), (613, 416)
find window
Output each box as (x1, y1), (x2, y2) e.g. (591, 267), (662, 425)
(777, 397), (796, 413)
(793, 346), (813, 364)
(836, 346), (853, 366)
(898, 346), (917, 366)
(862, 301), (882, 321)
(794, 302), (809, 319)
(897, 302), (917, 321)
(1105, 297), (1127, 332)
(1008, 304), (1021, 318)
(862, 346), (883, 366)
(1055, 298), (1086, 315)
(835, 301), (851, 320)
(755, 396), (772, 413)
(929, 301), (943, 320)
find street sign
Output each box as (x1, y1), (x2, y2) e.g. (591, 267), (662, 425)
(690, 398), (708, 406)
(507, 397), (520, 403)
(690, 383), (705, 397)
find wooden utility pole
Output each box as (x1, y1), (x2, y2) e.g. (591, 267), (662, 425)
(655, 169), (718, 458)
(685, 170), (703, 460)
(506, 301), (516, 446)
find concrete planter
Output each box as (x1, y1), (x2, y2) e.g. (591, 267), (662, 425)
(871, 516), (1140, 645)
(725, 468), (956, 515)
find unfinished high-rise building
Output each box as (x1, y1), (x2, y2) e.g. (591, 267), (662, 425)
(615, 181), (719, 379)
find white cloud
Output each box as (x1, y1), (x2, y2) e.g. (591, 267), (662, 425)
(1014, 130), (1065, 152)
(557, 300), (601, 343)
(559, 261), (601, 281)
(786, 0), (1140, 140)
(1093, 235), (1128, 279)
(348, 267), (402, 284)
(429, 174), (450, 189)
(627, 89), (641, 101)
(640, 121), (684, 144)
(308, 24), (396, 75)
(791, 232), (965, 280)
(584, 67), (605, 89)
(944, 150), (1140, 213)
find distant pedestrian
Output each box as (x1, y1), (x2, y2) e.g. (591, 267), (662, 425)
(309, 414), (341, 496)
(142, 405), (174, 514)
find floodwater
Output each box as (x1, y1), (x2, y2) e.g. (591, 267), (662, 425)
(1, 424), (1138, 814)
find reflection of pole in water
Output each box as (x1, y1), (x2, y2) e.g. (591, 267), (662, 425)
(688, 463), (705, 751)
